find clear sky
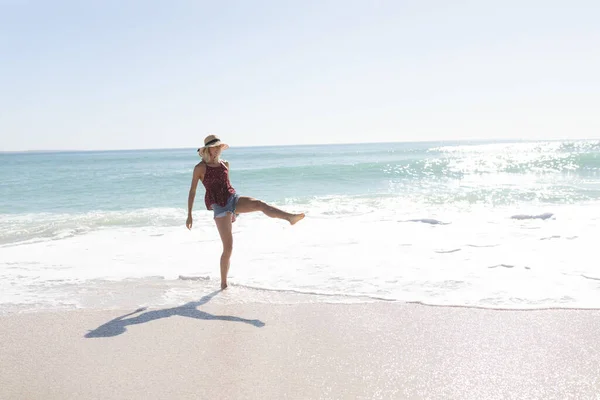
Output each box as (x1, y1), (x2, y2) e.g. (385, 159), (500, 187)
(1, 0), (599, 151)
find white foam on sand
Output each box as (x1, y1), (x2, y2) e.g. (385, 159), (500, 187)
(1, 200), (600, 312)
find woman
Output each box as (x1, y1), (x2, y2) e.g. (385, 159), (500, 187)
(186, 134), (305, 289)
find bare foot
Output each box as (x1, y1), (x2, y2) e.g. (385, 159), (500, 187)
(221, 282), (228, 290)
(288, 213), (305, 225)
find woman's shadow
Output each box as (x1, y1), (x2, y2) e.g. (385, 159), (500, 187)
(84, 290), (265, 338)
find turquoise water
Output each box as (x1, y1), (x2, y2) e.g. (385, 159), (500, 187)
(1, 139), (600, 311)
(2, 140), (600, 216)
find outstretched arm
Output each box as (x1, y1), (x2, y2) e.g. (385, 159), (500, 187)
(187, 163), (205, 230)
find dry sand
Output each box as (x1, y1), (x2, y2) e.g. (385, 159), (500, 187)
(1, 293), (599, 400)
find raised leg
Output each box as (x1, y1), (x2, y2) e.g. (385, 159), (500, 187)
(235, 196), (305, 225)
(214, 213), (233, 289)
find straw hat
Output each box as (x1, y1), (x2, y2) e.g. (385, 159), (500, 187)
(197, 134), (229, 153)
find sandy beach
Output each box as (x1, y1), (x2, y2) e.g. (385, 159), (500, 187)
(1, 292), (599, 400)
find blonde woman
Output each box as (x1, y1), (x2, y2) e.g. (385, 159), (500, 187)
(186, 135), (305, 289)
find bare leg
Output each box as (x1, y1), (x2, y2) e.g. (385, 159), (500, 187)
(214, 213), (233, 289)
(235, 196), (305, 225)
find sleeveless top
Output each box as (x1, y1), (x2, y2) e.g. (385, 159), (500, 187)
(201, 161), (236, 210)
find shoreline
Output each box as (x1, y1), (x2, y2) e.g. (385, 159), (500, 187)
(2, 299), (599, 399)
(3, 279), (600, 316)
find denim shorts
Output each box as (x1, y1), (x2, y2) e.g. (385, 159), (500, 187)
(211, 193), (240, 219)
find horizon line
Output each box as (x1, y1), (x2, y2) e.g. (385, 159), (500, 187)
(1, 137), (598, 154)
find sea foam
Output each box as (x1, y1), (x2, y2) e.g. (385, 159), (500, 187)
(1, 199), (599, 311)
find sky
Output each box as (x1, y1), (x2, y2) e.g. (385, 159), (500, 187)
(1, 0), (599, 151)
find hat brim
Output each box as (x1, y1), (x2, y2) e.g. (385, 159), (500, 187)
(198, 142), (229, 151)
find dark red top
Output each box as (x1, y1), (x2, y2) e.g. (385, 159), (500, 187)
(201, 161), (236, 210)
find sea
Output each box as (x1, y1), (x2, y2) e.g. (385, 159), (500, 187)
(1, 139), (599, 313)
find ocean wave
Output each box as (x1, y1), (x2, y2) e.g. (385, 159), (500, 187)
(511, 213), (554, 220)
(403, 218), (450, 225)
(431, 139), (600, 154)
(3, 198), (600, 311)
(4, 140), (600, 220)
(0, 208), (186, 245)
(178, 275), (211, 281)
(236, 143), (600, 184)
(228, 283), (397, 303)
(435, 248), (461, 254)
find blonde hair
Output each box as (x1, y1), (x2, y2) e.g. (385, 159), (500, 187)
(199, 146), (223, 164)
